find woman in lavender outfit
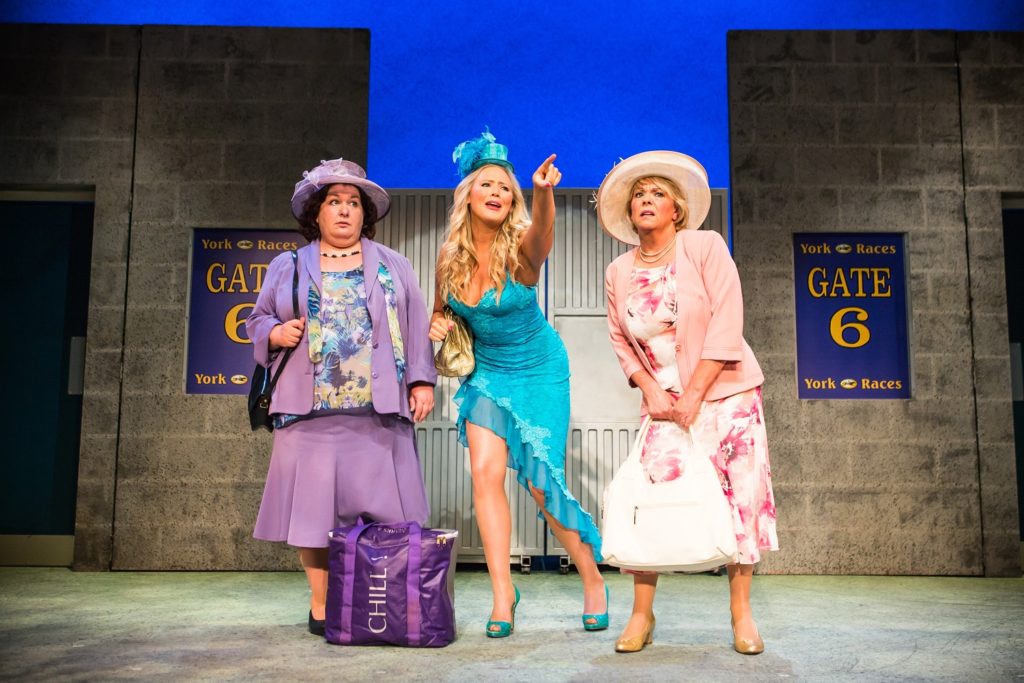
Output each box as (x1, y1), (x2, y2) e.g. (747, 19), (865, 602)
(247, 159), (436, 636)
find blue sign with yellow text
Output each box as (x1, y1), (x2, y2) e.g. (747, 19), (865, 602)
(186, 229), (302, 395)
(793, 233), (910, 399)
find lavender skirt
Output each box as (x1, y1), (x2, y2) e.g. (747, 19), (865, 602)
(253, 412), (430, 549)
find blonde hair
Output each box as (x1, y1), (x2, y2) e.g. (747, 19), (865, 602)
(627, 176), (689, 232)
(438, 164), (530, 305)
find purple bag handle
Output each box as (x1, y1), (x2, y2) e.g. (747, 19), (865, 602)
(406, 524), (422, 646)
(339, 522), (368, 644)
(340, 521), (423, 646)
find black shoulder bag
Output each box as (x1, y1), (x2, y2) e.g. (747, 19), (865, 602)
(247, 250), (300, 431)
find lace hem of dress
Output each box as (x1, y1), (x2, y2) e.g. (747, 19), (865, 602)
(453, 378), (603, 561)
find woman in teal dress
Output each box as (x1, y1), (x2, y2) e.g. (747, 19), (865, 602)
(429, 130), (607, 637)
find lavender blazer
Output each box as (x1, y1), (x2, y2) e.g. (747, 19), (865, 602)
(246, 238), (437, 421)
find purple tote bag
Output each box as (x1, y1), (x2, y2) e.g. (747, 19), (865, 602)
(325, 521), (458, 647)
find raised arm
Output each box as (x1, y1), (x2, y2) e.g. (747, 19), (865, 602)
(519, 154), (562, 277)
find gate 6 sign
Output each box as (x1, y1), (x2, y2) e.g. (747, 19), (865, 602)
(186, 228), (301, 395)
(792, 233), (910, 399)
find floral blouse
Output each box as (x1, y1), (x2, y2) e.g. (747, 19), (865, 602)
(274, 268), (372, 428)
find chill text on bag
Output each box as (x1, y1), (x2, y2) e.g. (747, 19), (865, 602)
(368, 566), (388, 634)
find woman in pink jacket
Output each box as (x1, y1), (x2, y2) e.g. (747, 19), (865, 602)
(599, 151), (778, 655)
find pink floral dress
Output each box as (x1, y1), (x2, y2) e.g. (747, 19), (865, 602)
(626, 263), (779, 565)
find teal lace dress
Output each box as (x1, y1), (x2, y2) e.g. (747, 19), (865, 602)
(448, 278), (603, 560)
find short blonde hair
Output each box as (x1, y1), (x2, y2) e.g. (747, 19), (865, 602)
(627, 176), (689, 233)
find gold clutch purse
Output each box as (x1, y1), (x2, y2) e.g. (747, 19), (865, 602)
(434, 307), (475, 377)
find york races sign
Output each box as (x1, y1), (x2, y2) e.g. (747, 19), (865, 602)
(792, 232), (911, 399)
(186, 229), (300, 395)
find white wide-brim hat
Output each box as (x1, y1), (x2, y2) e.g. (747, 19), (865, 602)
(596, 151), (711, 245)
(290, 158), (391, 221)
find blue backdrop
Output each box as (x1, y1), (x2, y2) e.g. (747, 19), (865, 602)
(5, 1), (1022, 188)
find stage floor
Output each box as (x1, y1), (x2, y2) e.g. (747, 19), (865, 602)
(1, 568), (1021, 681)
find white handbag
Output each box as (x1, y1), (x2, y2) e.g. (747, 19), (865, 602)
(601, 417), (738, 572)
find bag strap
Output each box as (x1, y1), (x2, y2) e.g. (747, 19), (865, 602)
(340, 520), (370, 644)
(339, 521), (424, 645)
(628, 416), (700, 466)
(627, 416), (654, 464)
(405, 523), (422, 646)
(266, 250), (300, 393)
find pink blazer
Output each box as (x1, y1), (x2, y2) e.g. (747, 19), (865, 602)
(605, 229), (764, 409)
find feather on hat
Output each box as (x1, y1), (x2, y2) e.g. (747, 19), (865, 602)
(452, 128), (514, 178)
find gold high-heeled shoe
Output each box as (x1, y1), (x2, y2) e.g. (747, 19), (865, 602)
(614, 614), (655, 653)
(731, 618), (764, 655)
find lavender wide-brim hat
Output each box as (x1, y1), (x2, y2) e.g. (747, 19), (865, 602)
(596, 151), (711, 245)
(290, 158), (391, 221)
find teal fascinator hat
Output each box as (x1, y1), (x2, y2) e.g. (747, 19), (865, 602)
(452, 128), (514, 178)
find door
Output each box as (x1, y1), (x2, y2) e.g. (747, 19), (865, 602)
(1002, 206), (1024, 544)
(0, 197), (94, 565)
(376, 188), (729, 567)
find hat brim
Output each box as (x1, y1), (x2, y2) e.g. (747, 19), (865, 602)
(470, 158), (515, 177)
(596, 151), (711, 246)
(290, 176), (391, 221)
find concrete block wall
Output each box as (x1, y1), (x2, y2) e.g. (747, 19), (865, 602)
(4, 24), (1016, 574)
(0, 24), (369, 569)
(728, 30), (1021, 575)
(0, 24), (140, 569)
(113, 26), (370, 569)
(958, 32), (1024, 576)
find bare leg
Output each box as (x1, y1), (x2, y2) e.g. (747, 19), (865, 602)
(527, 484), (606, 620)
(466, 423), (517, 630)
(299, 547), (329, 620)
(618, 572), (658, 639)
(727, 563), (761, 644)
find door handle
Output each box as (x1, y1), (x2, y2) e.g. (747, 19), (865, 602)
(68, 336), (85, 396)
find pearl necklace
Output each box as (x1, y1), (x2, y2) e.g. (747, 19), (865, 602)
(321, 249), (360, 258)
(637, 239), (674, 263)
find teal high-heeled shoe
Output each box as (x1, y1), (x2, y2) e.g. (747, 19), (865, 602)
(486, 585), (521, 638)
(582, 585), (610, 631)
